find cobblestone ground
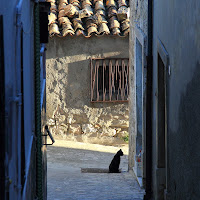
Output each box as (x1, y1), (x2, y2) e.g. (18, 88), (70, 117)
(47, 139), (144, 200)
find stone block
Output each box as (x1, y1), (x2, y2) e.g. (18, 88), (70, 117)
(100, 127), (117, 137)
(54, 114), (66, 125)
(47, 118), (56, 126)
(69, 124), (82, 135)
(82, 124), (97, 134)
(110, 119), (129, 128)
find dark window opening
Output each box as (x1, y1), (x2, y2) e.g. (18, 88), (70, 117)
(98, 64), (109, 94)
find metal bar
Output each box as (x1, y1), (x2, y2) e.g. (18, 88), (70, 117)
(96, 61), (99, 101)
(103, 60), (106, 101)
(116, 60), (120, 100)
(91, 58), (129, 60)
(45, 125), (55, 144)
(127, 62), (129, 96)
(91, 59), (97, 102)
(115, 60), (118, 98)
(90, 59), (93, 101)
(91, 100), (128, 103)
(124, 62), (127, 97)
(111, 61), (115, 99)
(109, 60), (112, 101)
(92, 65), (96, 100)
(113, 61), (116, 94)
(122, 60), (125, 100)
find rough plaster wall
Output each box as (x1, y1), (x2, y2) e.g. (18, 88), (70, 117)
(135, 39), (143, 155)
(128, 0), (136, 169)
(46, 36), (129, 145)
(128, 0), (148, 169)
(152, 0), (200, 199)
(134, 0), (148, 34)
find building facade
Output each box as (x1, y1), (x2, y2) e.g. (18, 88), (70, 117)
(46, 0), (130, 145)
(130, 0), (200, 199)
(151, 1), (200, 199)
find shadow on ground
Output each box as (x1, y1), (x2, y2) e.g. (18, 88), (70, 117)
(47, 142), (144, 200)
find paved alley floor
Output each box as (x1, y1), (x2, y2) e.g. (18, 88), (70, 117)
(47, 139), (144, 200)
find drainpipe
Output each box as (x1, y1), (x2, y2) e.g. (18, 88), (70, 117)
(16, 0), (23, 200)
(144, 0), (153, 199)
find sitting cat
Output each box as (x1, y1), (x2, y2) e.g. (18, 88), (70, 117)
(109, 149), (124, 173)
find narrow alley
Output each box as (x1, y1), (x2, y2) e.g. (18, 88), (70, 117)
(47, 139), (144, 200)
(1, 1), (200, 199)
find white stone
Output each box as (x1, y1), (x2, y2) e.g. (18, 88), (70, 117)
(82, 124), (97, 134)
(47, 118), (56, 126)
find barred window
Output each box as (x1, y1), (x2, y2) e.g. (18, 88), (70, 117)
(91, 58), (129, 102)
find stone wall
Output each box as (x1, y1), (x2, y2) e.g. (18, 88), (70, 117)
(46, 35), (129, 145)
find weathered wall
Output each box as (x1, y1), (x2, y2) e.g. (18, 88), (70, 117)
(152, 0), (200, 199)
(128, 0), (148, 170)
(46, 36), (129, 145)
(0, 0), (36, 199)
(134, 0), (148, 34)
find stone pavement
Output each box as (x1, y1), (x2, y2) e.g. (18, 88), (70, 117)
(47, 140), (144, 200)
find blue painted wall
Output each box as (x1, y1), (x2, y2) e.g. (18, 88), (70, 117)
(0, 1), (36, 199)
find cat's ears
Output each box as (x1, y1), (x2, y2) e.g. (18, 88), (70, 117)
(119, 149), (124, 155)
(118, 149), (123, 154)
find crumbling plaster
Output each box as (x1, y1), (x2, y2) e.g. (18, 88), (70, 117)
(46, 35), (129, 145)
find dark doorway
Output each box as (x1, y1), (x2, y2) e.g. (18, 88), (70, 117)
(157, 53), (166, 168)
(156, 51), (168, 199)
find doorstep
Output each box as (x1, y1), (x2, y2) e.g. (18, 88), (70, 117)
(133, 167), (143, 188)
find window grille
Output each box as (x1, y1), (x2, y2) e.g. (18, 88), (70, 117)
(91, 58), (129, 102)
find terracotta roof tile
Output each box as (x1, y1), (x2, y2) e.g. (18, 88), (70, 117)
(47, 0), (129, 37)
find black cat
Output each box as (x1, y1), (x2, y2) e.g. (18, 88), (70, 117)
(109, 149), (124, 173)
